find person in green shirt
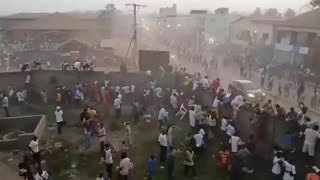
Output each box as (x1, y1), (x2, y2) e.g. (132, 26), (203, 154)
(184, 147), (197, 179)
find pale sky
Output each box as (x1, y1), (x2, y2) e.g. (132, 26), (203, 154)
(0, 0), (311, 15)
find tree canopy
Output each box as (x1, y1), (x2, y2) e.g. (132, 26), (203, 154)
(284, 8), (296, 19)
(310, 0), (320, 7)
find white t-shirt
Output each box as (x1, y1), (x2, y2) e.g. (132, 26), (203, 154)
(271, 157), (282, 175)
(158, 133), (167, 147)
(104, 149), (113, 164)
(226, 125), (235, 136)
(74, 61), (81, 69)
(55, 110), (64, 123)
(194, 133), (204, 147)
(98, 127), (106, 142)
(229, 136), (241, 153)
(34, 171), (49, 180)
(16, 92), (24, 102)
(189, 110), (196, 127)
(200, 78), (209, 87)
(304, 128), (320, 145)
(119, 157), (132, 175)
(29, 140), (39, 153)
(212, 97), (221, 108)
(114, 98), (122, 109)
(221, 118), (228, 131)
(208, 115), (216, 127)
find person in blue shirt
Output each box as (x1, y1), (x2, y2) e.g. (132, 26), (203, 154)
(147, 154), (156, 180)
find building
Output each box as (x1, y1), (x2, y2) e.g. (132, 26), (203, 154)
(205, 8), (240, 44)
(272, 8), (320, 68)
(230, 17), (280, 46)
(0, 12), (104, 43)
(159, 4), (177, 17)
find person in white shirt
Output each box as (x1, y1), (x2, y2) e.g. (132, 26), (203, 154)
(158, 131), (167, 168)
(221, 118), (228, 132)
(98, 123), (106, 154)
(167, 125), (175, 147)
(25, 74), (31, 85)
(212, 97), (221, 108)
(200, 76), (209, 89)
(46, 61), (51, 70)
(189, 106), (196, 128)
(114, 96), (122, 119)
(103, 144), (113, 179)
(29, 136), (41, 164)
(271, 152), (284, 179)
(55, 106), (64, 134)
(283, 158), (296, 180)
(73, 60), (81, 71)
(226, 123), (235, 137)
(229, 133), (244, 153)
(74, 89), (84, 106)
(118, 152), (133, 179)
(170, 93), (178, 111)
(34, 168), (49, 180)
(302, 125), (320, 164)
(194, 131), (204, 150)
(2, 94), (9, 117)
(158, 107), (168, 129)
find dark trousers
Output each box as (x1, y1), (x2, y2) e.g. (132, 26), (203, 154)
(3, 107), (9, 117)
(100, 141), (105, 156)
(118, 174), (128, 180)
(167, 166), (174, 180)
(271, 174), (282, 180)
(105, 163), (113, 179)
(115, 108), (121, 119)
(184, 165), (196, 177)
(160, 145), (167, 165)
(57, 122), (63, 134)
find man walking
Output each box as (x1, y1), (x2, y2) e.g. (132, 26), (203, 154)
(55, 106), (64, 134)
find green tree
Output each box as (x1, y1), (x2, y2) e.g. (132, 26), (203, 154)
(284, 8), (296, 19)
(310, 0), (320, 7)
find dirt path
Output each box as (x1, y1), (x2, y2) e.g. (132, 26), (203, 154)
(0, 161), (20, 180)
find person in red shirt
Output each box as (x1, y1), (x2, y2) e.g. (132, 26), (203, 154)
(211, 78), (220, 94)
(217, 146), (230, 179)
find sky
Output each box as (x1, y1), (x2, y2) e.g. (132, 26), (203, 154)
(0, 0), (311, 15)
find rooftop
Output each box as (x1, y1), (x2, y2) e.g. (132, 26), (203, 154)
(6, 13), (103, 30)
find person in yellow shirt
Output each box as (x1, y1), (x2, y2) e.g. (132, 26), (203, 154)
(184, 147), (197, 179)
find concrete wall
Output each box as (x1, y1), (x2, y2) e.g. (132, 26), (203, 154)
(0, 70), (106, 100)
(0, 115), (46, 150)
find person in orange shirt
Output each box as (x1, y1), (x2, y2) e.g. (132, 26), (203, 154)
(306, 166), (320, 180)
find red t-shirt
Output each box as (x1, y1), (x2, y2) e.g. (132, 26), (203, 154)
(218, 151), (230, 169)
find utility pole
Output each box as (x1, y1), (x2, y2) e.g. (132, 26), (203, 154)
(126, 3), (146, 68)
